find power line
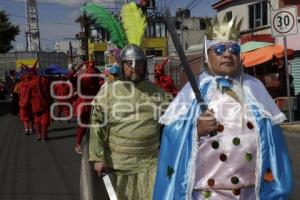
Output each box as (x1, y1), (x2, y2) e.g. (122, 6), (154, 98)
(184, 0), (197, 9)
(190, 0), (204, 10)
(188, 0), (200, 9)
(9, 19), (71, 39)
(8, 13), (78, 27)
(40, 37), (56, 43)
(12, 20), (78, 44)
(166, 0), (176, 6)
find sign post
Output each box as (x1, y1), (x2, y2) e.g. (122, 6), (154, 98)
(271, 6), (298, 124)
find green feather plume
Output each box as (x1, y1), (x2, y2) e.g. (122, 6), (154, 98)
(81, 3), (126, 49)
(120, 2), (147, 46)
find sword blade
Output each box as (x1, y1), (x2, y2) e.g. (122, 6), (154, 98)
(102, 174), (118, 200)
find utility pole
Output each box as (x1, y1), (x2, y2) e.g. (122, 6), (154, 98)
(181, 11), (184, 47)
(69, 41), (73, 63)
(25, 0), (41, 51)
(284, 37), (292, 123)
(83, 12), (89, 61)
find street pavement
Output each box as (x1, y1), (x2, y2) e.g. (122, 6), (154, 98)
(283, 129), (300, 200)
(0, 101), (80, 200)
(0, 100), (299, 200)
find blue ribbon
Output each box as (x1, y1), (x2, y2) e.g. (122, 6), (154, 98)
(216, 77), (233, 93)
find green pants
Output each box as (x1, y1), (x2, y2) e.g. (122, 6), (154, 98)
(109, 166), (157, 200)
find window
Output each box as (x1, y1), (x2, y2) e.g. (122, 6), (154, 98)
(146, 49), (163, 57)
(94, 51), (105, 66)
(284, 0), (299, 4)
(175, 20), (181, 29)
(199, 18), (206, 30)
(89, 26), (107, 42)
(248, 1), (268, 29)
(146, 21), (166, 38)
(226, 11), (232, 21)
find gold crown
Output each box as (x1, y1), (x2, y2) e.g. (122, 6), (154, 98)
(206, 15), (243, 41)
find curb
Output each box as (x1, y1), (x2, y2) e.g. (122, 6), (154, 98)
(280, 122), (300, 133)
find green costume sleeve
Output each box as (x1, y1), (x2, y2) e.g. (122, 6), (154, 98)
(88, 87), (108, 162)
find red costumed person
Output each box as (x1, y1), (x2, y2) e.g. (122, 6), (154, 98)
(73, 61), (100, 153)
(18, 65), (33, 135)
(53, 76), (72, 120)
(28, 67), (52, 142)
(154, 58), (178, 97)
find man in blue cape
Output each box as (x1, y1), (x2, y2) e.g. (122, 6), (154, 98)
(153, 16), (293, 200)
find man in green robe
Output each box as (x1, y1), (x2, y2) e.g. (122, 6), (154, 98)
(88, 44), (170, 200)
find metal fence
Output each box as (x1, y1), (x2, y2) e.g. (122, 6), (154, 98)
(168, 53), (203, 90)
(145, 52), (204, 91)
(0, 51), (68, 80)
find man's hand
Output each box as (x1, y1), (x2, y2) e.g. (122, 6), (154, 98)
(94, 161), (108, 177)
(197, 109), (218, 138)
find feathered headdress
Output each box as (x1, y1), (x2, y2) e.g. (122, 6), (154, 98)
(81, 3), (126, 49)
(81, 2), (147, 49)
(120, 2), (147, 46)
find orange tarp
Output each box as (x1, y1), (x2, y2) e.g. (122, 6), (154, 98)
(241, 45), (294, 68)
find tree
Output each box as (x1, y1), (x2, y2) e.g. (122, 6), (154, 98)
(0, 10), (20, 53)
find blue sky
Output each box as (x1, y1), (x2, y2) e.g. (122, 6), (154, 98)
(0, 0), (218, 51)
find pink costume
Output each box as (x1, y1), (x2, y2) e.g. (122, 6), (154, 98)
(193, 87), (257, 199)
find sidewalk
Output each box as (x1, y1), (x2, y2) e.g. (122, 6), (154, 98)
(280, 121), (300, 133)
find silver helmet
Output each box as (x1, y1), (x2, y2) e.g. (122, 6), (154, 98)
(120, 44), (148, 81)
(121, 44), (146, 62)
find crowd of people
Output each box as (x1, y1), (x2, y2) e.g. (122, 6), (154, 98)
(4, 2), (295, 199)
(8, 61), (104, 150)
(7, 53), (177, 156)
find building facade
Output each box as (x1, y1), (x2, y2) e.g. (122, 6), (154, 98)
(169, 9), (207, 53)
(55, 38), (81, 64)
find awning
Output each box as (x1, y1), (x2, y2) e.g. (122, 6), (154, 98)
(241, 42), (294, 68)
(39, 64), (68, 76)
(241, 41), (273, 52)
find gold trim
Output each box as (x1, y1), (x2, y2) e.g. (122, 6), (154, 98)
(104, 142), (159, 156)
(109, 133), (160, 141)
(193, 184), (255, 191)
(109, 135), (160, 146)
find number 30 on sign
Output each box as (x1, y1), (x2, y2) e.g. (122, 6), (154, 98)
(271, 6), (298, 37)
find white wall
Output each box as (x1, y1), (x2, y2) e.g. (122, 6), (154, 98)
(55, 39), (81, 54)
(216, 0), (278, 32)
(168, 17), (206, 53)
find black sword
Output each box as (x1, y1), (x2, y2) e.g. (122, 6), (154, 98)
(164, 9), (207, 111)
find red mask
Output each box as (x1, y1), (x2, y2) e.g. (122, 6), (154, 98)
(154, 58), (168, 78)
(154, 64), (164, 77)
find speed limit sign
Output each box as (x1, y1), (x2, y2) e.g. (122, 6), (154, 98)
(271, 6), (298, 37)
